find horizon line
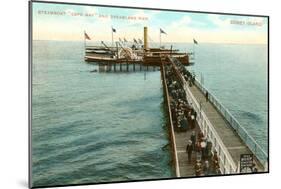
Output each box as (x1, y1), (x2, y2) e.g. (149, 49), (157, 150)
(32, 39), (267, 45)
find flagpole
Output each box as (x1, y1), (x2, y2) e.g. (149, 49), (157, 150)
(160, 32), (161, 48)
(111, 31), (113, 47)
(193, 41), (195, 60)
(84, 31), (86, 56)
(111, 26), (114, 47)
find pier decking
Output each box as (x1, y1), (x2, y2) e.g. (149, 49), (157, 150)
(161, 58), (218, 177)
(161, 60), (199, 177)
(174, 126), (201, 176)
(161, 56), (267, 177)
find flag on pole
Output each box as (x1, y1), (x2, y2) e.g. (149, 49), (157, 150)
(160, 28), (167, 34)
(111, 27), (116, 46)
(193, 38), (198, 44)
(84, 31), (91, 40)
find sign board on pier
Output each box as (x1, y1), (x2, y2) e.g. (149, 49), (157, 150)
(240, 154), (254, 173)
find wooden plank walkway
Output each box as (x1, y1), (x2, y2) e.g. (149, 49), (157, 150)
(174, 125), (201, 177)
(163, 56), (265, 176)
(162, 60), (218, 177)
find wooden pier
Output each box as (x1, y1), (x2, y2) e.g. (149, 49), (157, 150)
(161, 58), (216, 177)
(161, 56), (267, 177)
(96, 63), (159, 72)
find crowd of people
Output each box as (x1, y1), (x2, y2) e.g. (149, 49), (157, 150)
(164, 61), (221, 176)
(187, 131), (221, 176)
(172, 57), (196, 87)
(165, 64), (197, 132)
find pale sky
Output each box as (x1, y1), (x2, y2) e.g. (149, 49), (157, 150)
(32, 2), (268, 44)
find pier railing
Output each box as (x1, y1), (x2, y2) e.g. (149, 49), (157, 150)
(193, 78), (268, 168)
(183, 81), (237, 174)
(169, 57), (237, 174)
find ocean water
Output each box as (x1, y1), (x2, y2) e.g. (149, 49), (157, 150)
(32, 41), (268, 187)
(32, 41), (172, 187)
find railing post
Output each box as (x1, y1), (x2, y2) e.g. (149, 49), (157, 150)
(264, 160), (268, 172)
(223, 154), (226, 174)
